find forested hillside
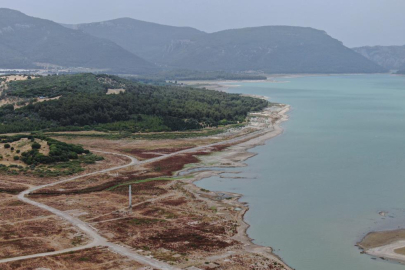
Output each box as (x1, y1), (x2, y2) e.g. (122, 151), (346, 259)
(5, 73), (127, 98)
(0, 74), (268, 133)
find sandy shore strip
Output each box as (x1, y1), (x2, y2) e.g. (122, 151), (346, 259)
(357, 229), (405, 264)
(177, 104), (294, 269)
(179, 76), (288, 92)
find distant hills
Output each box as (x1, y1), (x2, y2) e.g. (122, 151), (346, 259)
(0, 8), (157, 74)
(157, 26), (385, 73)
(69, 21), (386, 74)
(353, 45), (405, 71)
(0, 8), (388, 74)
(64, 18), (205, 65)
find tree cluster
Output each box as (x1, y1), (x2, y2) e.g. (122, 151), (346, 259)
(0, 74), (269, 133)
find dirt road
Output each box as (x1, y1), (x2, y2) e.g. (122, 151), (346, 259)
(0, 106), (287, 269)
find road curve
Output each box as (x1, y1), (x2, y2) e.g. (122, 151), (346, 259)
(0, 113), (284, 268)
(1, 151), (178, 269)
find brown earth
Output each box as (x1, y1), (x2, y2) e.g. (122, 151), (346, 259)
(0, 205), (90, 260)
(0, 247), (145, 270)
(358, 230), (405, 250)
(0, 104), (291, 269)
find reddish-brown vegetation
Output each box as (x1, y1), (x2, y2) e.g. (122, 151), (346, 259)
(0, 247), (144, 270)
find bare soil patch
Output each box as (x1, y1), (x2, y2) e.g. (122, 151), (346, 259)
(0, 199), (50, 222)
(395, 247), (405, 255)
(0, 217), (90, 259)
(106, 88), (125, 95)
(54, 136), (221, 158)
(0, 247), (145, 270)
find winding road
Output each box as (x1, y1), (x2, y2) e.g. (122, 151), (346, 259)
(0, 109), (286, 269)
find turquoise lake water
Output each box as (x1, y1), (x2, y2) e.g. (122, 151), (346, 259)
(196, 75), (405, 270)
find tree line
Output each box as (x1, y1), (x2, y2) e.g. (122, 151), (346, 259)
(0, 74), (268, 133)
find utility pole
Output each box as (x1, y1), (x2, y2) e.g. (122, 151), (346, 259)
(129, 185), (132, 209)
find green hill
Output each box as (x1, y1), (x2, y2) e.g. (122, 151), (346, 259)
(0, 74), (268, 133)
(353, 45), (405, 70)
(0, 9), (157, 74)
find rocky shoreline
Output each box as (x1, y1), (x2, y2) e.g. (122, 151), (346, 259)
(177, 104), (293, 269)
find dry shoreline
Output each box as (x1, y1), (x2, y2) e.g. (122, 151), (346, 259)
(0, 78), (293, 269)
(177, 104), (293, 269)
(357, 229), (405, 265)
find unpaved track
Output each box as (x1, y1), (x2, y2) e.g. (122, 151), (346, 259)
(0, 152), (177, 269)
(0, 121), (280, 268)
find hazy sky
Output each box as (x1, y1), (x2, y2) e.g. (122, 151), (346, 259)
(1, 0), (404, 47)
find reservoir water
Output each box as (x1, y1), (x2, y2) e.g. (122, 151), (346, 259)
(196, 75), (405, 270)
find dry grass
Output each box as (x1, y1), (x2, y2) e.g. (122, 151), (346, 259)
(106, 88), (125, 95)
(0, 138), (49, 166)
(0, 247), (145, 270)
(30, 180), (238, 262)
(358, 230), (405, 250)
(0, 209), (90, 260)
(53, 136), (222, 158)
(0, 151), (129, 190)
(395, 247), (405, 255)
(0, 199), (51, 222)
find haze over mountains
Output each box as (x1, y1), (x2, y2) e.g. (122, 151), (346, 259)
(353, 45), (405, 71)
(0, 8), (389, 74)
(158, 26), (384, 73)
(70, 18), (385, 74)
(0, 8), (157, 74)
(64, 18), (205, 65)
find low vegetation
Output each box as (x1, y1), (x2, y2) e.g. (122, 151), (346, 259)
(0, 135), (102, 177)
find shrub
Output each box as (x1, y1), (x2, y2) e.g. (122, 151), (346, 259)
(13, 156), (19, 161)
(4, 144), (10, 149)
(32, 142), (41, 149)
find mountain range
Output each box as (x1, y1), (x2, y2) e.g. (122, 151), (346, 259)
(63, 18), (205, 65)
(70, 18), (385, 74)
(353, 45), (405, 71)
(0, 8), (388, 74)
(0, 8), (157, 74)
